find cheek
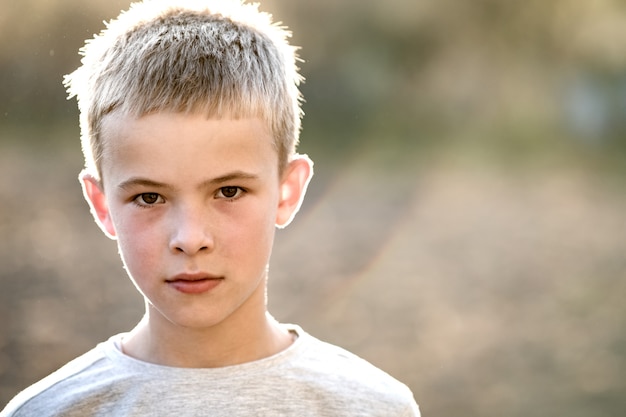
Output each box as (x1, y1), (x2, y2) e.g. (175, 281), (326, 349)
(111, 211), (161, 269)
(224, 205), (276, 259)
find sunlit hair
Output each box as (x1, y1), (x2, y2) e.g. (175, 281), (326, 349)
(64, 0), (303, 179)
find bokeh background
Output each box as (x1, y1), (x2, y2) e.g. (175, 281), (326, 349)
(1, 0), (626, 415)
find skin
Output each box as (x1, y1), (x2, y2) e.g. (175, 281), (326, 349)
(81, 111), (312, 368)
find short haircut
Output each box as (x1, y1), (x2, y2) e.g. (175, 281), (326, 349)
(64, 0), (303, 179)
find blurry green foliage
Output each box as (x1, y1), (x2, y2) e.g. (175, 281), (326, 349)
(2, 0), (626, 154)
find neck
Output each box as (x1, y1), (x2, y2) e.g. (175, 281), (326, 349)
(121, 300), (293, 368)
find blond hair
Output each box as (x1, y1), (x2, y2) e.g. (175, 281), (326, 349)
(64, 0), (303, 179)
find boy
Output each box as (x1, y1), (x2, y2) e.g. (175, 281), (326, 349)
(1, 0), (419, 415)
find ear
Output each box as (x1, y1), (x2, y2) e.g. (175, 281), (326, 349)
(79, 170), (117, 239)
(275, 154), (314, 228)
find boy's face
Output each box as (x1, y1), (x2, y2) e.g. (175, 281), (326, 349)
(81, 112), (311, 332)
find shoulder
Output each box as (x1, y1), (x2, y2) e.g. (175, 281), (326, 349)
(290, 326), (408, 389)
(0, 336), (122, 417)
(283, 325), (420, 416)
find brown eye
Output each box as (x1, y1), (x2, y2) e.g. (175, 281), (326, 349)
(134, 193), (163, 206)
(141, 193), (160, 204)
(220, 187), (239, 199)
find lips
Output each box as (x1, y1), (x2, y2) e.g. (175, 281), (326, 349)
(166, 273), (223, 294)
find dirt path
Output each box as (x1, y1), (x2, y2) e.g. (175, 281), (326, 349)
(1, 142), (625, 416)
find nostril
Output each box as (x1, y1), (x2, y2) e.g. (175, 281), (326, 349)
(170, 229), (214, 254)
(173, 245), (210, 254)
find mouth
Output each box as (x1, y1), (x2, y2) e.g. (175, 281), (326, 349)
(166, 273), (224, 294)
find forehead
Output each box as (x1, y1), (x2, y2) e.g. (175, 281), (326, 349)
(98, 111), (278, 184)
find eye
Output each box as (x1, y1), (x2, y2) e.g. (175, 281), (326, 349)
(133, 193), (164, 207)
(216, 186), (244, 200)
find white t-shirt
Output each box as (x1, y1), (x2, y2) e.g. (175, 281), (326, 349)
(1, 325), (420, 416)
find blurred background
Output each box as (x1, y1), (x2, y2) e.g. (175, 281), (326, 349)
(1, 0), (625, 415)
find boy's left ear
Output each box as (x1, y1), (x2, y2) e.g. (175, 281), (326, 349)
(275, 154), (313, 228)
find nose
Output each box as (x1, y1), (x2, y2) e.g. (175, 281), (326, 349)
(169, 205), (214, 255)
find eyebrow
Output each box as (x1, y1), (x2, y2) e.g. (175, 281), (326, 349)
(117, 177), (168, 191)
(207, 171), (259, 185)
(117, 171), (260, 191)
